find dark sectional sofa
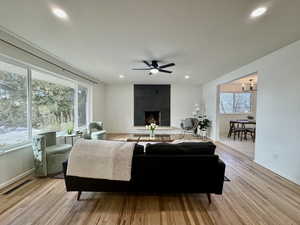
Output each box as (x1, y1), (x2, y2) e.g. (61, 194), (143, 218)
(63, 141), (226, 203)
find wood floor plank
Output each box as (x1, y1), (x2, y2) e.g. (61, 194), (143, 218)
(0, 134), (299, 225)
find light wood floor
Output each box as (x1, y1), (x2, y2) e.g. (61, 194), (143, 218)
(219, 134), (255, 160)
(0, 134), (299, 225)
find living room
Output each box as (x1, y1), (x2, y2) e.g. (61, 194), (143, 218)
(0, 1), (300, 225)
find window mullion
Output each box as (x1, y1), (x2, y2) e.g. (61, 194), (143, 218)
(233, 93), (236, 113)
(74, 84), (79, 130)
(87, 86), (91, 125)
(27, 68), (32, 141)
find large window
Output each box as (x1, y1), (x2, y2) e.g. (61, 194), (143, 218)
(0, 60), (29, 151)
(220, 92), (252, 114)
(32, 70), (75, 134)
(0, 57), (91, 152)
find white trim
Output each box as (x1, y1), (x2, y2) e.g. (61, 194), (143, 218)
(27, 68), (32, 141)
(89, 86), (94, 123)
(0, 143), (32, 156)
(0, 168), (35, 190)
(74, 85), (79, 129)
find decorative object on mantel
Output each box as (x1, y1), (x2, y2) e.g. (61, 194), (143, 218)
(242, 79), (257, 92)
(146, 123), (157, 138)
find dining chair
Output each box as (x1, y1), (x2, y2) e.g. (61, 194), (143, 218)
(245, 128), (256, 142)
(233, 126), (246, 141)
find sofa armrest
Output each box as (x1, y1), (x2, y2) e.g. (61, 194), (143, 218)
(63, 161), (72, 191)
(215, 159), (226, 194)
(63, 161), (68, 176)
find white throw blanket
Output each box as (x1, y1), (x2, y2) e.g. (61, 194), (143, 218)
(67, 139), (136, 181)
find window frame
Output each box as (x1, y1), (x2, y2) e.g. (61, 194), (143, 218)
(219, 91), (253, 115)
(0, 55), (92, 153)
(0, 55), (32, 152)
(77, 83), (91, 129)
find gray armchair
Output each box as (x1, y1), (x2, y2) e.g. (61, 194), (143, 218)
(32, 131), (72, 177)
(180, 118), (199, 137)
(83, 121), (106, 140)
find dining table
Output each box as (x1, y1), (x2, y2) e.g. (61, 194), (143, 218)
(227, 119), (256, 138)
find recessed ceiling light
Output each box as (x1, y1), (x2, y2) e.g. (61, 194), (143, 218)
(119, 74), (125, 79)
(250, 7), (267, 18)
(185, 75), (190, 79)
(52, 7), (68, 20)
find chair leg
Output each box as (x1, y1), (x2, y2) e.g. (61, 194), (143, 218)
(206, 193), (212, 204)
(77, 191), (82, 201)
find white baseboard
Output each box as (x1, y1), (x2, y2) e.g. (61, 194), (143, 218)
(0, 168), (35, 190)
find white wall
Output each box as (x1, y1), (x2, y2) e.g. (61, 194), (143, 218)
(104, 84), (134, 133)
(170, 84), (202, 128)
(0, 146), (34, 189)
(92, 83), (106, 122)
(202, 40), (300, 185)
(104, 84), (202, 133)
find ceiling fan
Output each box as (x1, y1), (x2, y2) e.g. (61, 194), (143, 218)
(132, 60), (175, 75)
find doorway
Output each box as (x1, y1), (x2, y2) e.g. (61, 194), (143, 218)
(217, 73), (257, 159)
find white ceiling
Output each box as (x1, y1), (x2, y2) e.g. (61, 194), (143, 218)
(0, 0), (300, 84)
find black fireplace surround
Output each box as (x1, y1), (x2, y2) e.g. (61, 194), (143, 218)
(134, 85), (170, 126)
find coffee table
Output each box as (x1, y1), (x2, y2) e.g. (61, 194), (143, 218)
(126, 134), (174, 143)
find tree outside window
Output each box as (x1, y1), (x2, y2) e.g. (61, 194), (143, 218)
(0, 61), (28, 151)
(220, 92), (252, 114)
(32, 76), (75, 134)
(0, 58), (91, 152)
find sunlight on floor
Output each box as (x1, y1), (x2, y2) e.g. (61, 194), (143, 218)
(219, 134), (255, 159)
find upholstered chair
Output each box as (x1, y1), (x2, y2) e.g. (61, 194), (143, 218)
(32, 131), (72, 177)
(180, 118), (199, 136)
(83, 121), (106, 140)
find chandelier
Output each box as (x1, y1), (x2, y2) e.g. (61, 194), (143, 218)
(242, 79), (257, 92)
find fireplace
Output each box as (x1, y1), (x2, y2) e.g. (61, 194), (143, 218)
(134, 85), (170, 126)
(145, 111), (160, 125)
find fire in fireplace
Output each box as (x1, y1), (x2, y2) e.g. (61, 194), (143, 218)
(145, 111), (160, 125)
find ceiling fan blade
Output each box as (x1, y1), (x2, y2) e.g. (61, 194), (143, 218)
(159, 63), (175, 69)
(143, 60), (152, 67)
(159, 69), (172, 73)
(132, 68), (151, 70)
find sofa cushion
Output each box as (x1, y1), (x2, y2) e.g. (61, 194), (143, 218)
(46, 144), (72, 155)
(133, 144), (145, 155)
(145, 142), (216, 155)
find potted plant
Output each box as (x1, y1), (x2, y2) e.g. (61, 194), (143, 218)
(198, 116), (210, 139)
(146, 123), (157, 138)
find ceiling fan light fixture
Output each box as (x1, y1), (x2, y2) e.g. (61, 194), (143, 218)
(150, 68), (159, 74)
